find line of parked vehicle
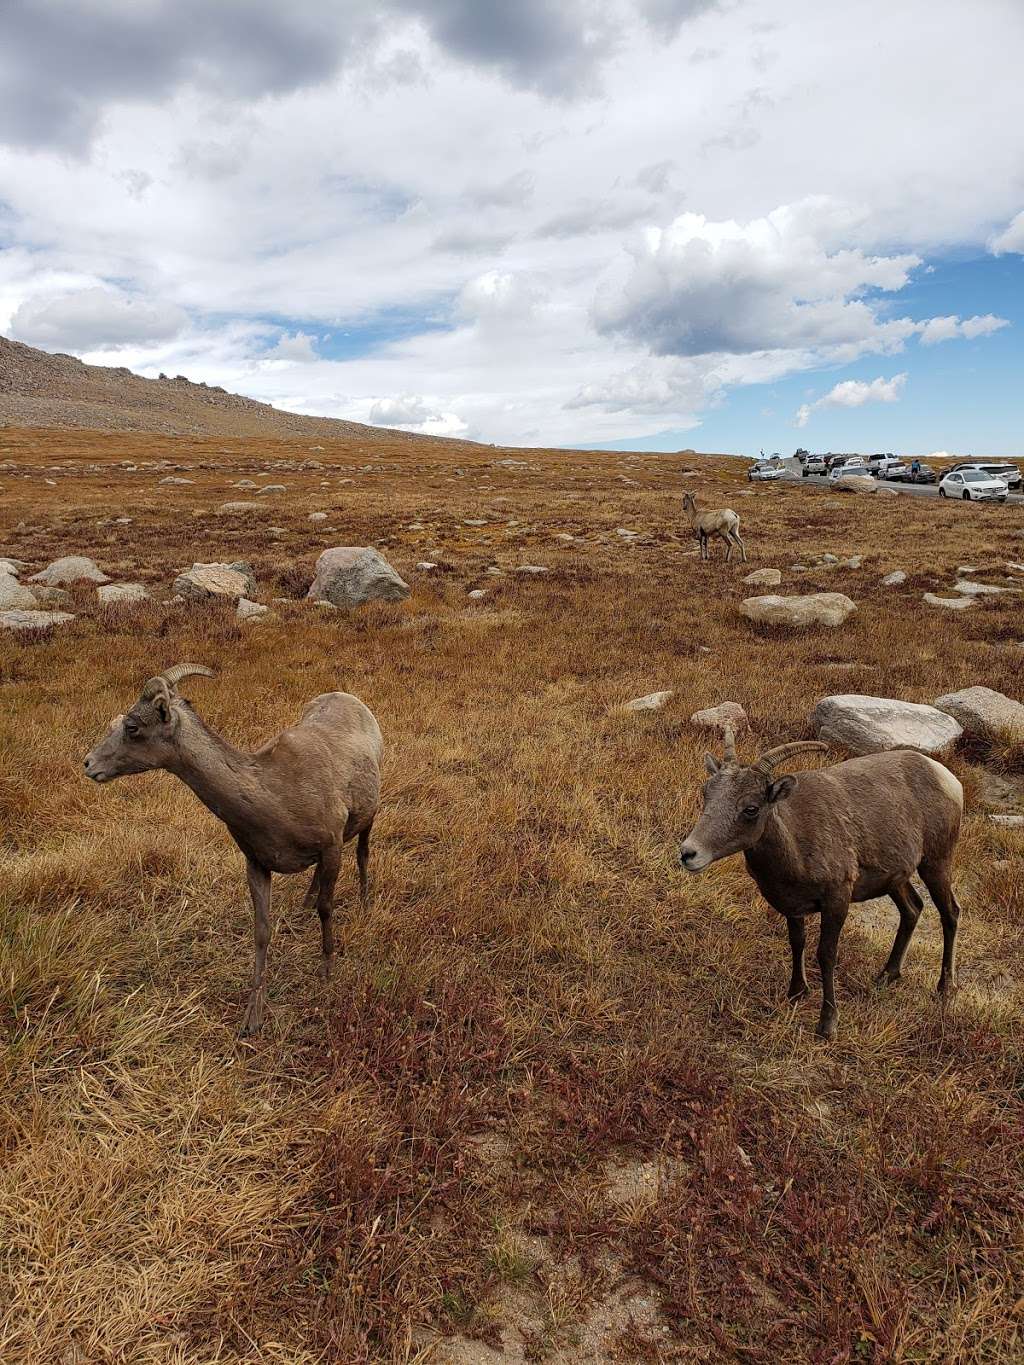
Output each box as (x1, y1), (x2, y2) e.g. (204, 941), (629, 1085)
(747, 451), (1022, 503)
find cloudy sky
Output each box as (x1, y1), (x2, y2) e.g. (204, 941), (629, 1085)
(1, 0), (1023, 454)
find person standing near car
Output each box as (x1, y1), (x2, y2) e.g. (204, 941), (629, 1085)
(911, 458), (921, 477)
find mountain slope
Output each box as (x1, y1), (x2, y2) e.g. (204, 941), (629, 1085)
(0, 335), (423, 440)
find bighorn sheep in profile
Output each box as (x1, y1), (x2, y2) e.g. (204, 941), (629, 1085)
(84, 664), (383, 1035)
(679, 727), (962, 1039)
(682, 491), (746, 562)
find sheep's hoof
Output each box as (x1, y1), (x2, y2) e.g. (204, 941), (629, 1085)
(319, 955), (333, 985)
(239, 990), (266, 1036)
(874, 968), (901, 988)
(815, 1011), (838, 1041)
(936, 975), (959, 999)
(787, 983), (810, 1003)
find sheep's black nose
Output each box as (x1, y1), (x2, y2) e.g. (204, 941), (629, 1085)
(680, 845), (697, 866)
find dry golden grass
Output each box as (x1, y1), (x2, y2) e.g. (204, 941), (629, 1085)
(2, 427), (1024, 1362)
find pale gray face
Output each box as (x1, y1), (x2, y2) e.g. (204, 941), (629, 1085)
(679, 757), (795, 872)
(84, 688), (178, 783)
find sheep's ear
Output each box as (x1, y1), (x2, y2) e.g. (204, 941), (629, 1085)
(704, 754), (721, 776)
(767, 774), (796, 804)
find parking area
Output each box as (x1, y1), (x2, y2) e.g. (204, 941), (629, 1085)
(771, 458), (1024, 506)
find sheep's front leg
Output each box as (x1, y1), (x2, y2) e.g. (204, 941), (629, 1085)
(816, 897), (849, 1040)
(240, 859), (272, 1036)
(785, 916), (809, 1001)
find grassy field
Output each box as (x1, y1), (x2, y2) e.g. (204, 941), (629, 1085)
(1, 428), (1023, 1363)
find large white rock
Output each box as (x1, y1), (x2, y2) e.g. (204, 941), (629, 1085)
(28, 555), (109, 586)
(306, 547), (410, 608)
(831, 475), (876, 494)
(0, 571), (38, 610)
(934, 686), (1024, 739)
(743, 568), (782, 587)
(216, 501), (265, 515)
(954, 578), (1015, 596)
(98, 582), (150, 605)
(0, 609), (76, 631)
(174, 561), (255, 601)
(813, 694), (962, 755)
(0, 558), (28, 575)
(741, 593), (857, 628)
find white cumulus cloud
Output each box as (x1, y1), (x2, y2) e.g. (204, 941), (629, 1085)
(10, 286), (187, 349)
(918, 313), (1008, 344)
(989, 210), (1024, 255)
(795, 373), (907, 427)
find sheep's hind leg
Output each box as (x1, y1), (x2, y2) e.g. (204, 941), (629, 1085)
(357, 822), (374, 909)
(733, 532), (747, 563)
(316, 845), (342, 983)
(919, 861), (961, 996)
(240, 859), (272, 1036)
(876, 881), (923, 985)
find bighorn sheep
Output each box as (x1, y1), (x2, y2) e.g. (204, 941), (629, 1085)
(679, 727), (962, 1039)
(682, 491), (746, 562)
(84, 664), (382, 1035)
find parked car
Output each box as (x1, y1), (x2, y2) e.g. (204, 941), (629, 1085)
(947, 461), (1021, 488)
(829, 461), (869, 480)
(889, 462), (936, 484)
(794, 448), (810, 463)
(803, 455), (828, 476)
(748, 462), (787, 481)
(962, 462), (1021, 490)
(869, 458), (908, 480)
(938, 469), (1008, 502)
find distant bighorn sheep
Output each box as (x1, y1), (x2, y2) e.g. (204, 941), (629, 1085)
(679, 727), (962, 1039)
(84, 664), (382, 1035)
(682, 491), (746, 562)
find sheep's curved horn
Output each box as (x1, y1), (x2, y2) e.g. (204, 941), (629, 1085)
(754, 741), (828, 775)
(722, 725), (737, 763)
(161, 663), (215, 690)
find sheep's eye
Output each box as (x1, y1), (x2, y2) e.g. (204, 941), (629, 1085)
(741, 804), (760, 820)
(123, 720), (141, 740)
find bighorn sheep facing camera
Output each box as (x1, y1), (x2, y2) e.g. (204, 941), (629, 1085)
(682, 491), (746, 562)
(84, 664), (383, 1035)
(679, 727), (962, 1039)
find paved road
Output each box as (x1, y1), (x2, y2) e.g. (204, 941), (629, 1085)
(778, 461), (1024, 507)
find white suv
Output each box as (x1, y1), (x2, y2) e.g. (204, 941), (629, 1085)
(938, 469), (1008, 502)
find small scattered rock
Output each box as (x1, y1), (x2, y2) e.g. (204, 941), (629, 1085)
(813, 694), (963, 755)
(29, 556), (110, 586)
(0, 572), (37, 610)
(97, 583), (149, 605)
(259, 484), (287, 494)
(308, 512), (328, 522)
(923, 593), (975, 610)
(515, 564), (549, 574)
(989, 815), (1024, 828)
(0, 609), (75, 631)
(881, 571), (907, 586)
(691, 701), (746, 730)
(174, 562), (254, 601)
(954, 578), (1014, 596)
(467, 589), (486, 600)
(743, 568), (782, 587)
(416, 561), (438, 571)
(159, 476), (194, 486)
(741, 593), (857, 628)
(217, 501), (265, 515)
(624, 690), (674, 712)
(236, 598), (269, 622)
